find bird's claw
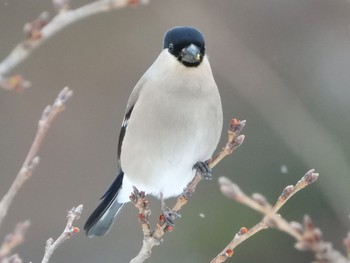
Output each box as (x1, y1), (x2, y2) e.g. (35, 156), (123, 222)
(161, 206), (181, 226)
(159, 192), (181, 226)
(194, 161), (212, 180)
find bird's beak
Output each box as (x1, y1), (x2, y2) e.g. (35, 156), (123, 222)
(181, 44), (202, 64)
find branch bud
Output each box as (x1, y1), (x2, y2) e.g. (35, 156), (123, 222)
(252, 193), (268, 206)
(229, 119), (246, 135)
(290, 221), (303, 234)
(218, 177), (245, 201)
(280, 185), (294, 200)
(302, 169), (319, 184)
(225, 249), (234, 257)
(303, 214), (314, 230)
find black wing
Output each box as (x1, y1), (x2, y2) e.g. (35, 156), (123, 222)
(117, 105), (134, 160)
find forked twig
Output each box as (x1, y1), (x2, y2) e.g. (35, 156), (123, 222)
(0, 87), (73, 229)
(0, 221), (31, 261)
(0, 0), (149, 91)
(41, 205), (83, 263)
(210, 170), (346, 263)
(130, 119), (246, 263)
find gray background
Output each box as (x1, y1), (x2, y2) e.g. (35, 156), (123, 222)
(1, 0), (350, 262)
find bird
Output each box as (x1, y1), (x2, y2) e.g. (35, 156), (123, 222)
(84, 26), (223, 237)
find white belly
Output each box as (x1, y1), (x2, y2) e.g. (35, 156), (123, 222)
(117, 55), (222, 203)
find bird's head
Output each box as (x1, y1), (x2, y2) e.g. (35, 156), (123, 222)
(163, 26), (205, 67)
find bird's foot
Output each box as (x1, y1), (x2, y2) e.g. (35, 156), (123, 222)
(160, 192), (181, 226)
(194, 161), (212, 180)
(161, 205), (181, 227)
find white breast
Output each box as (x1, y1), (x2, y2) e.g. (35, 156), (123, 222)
(117, 50), (223, 203)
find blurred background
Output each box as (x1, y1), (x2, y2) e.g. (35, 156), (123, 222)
(1, 0), (350, 262)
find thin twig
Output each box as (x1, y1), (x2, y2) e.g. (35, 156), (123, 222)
(0, 221), (31, 261)
(129, 187), (152, 239)
(130, 118), (246, 263)
(0, 87), (73, 229)
(211, 170), (322, 263)
(0, 0), (149, 91)
(41, 205), (83, 263)
(343, 231), (350, 259)
(293, 215), (350, 263)
(0, 254), (23, 263)
(170, 119), (245, 220)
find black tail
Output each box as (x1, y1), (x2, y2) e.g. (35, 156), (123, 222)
(84, 170), (124, 237)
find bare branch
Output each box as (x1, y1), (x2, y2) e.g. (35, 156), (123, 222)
(343, 231), (350, 259)
(0, 87), (73, 229)
(0, 254), (23, 263)
(211, 172), (312, 263)
(41, 205), (83, 263)
(130, 118), (246, 263)
(292, 215), (350, 263)
(0, 0), (149, 91)
(211, 169), (348, 263)
(0, 221), (30, 261)
(173, 119), (246, 213)
(129, 238), (160, 263)
(129, 187), (153, 239)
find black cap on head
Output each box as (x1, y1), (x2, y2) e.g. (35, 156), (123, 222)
(163, 26), (206, 67)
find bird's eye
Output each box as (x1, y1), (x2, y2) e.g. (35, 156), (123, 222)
(168, 43), (174, 52)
